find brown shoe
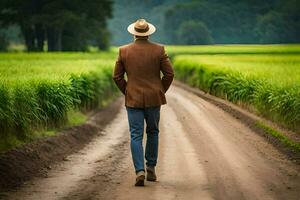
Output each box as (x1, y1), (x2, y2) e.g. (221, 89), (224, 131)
(135, 171), (145, 186)
(146, 166), (157, 181)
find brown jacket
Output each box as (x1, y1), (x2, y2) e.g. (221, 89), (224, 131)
(113, 39), (174, 108)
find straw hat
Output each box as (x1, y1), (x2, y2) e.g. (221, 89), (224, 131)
(127, 19), (156, 36)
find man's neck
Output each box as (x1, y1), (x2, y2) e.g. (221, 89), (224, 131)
(134, 36), (149, 41)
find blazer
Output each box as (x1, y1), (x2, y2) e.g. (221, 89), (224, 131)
(113, 39), (174, 108)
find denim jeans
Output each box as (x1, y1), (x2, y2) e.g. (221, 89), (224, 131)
(126, 106), (160, 173)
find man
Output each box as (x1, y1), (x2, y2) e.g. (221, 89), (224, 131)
(113, 19), (174, 186)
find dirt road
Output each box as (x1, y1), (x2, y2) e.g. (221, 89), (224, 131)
(2, 86), (300, 200)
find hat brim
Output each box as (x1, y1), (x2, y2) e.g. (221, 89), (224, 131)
(127, 22), (156, 36)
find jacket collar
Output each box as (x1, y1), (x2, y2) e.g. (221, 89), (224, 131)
(134, 38), (150, 43)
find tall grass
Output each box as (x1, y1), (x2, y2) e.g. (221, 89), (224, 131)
(174, 54), (300, 131)
(166, 44), (300, 57)
(0, 52), (119, 150)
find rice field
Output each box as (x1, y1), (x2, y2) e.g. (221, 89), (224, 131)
(173, 51), (300, 131)
(166, 44), (300, 56)
(0, 52), (118, 150)
(0, 52), (115, 82)
(1, 44), (299, 151)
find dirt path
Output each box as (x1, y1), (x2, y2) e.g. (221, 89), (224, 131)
(2, 86), (300, 200)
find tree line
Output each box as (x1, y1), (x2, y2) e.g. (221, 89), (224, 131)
(1, 0), (299, 50)
(109, 0), (300, 45)
(0, 0), (113, 51)
(164, 0), (300, 44)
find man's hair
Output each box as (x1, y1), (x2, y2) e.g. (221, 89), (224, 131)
(134, 35), (149, 40)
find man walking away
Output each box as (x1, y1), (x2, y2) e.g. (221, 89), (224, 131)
(113, 19), (174, 186)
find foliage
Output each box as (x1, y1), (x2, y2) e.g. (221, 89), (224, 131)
(256, 0), (300, 44)
(0, 51), (118, 147)
(107, 0), (184, 45)
(256, 121), (300, 152)
(0, 31), (8, 51)
(173, 51), (300, 131)
(177, 21), (213, 45)
(165, 0), (300, 44)
(256, 11), (286, 44)
(0, 0), (113, 51)
(108, 0), (300, 45)
(165, 44), (300, 57)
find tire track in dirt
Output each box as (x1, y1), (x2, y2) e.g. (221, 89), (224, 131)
(111, 104), (213, 200)
(103, 86), (300, 200)
(167, 87), (300, 199)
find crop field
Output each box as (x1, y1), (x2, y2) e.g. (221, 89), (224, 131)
(173, 50), (300, 131)
(0, 52), (118, 150)
(1, 44), (299, 151)
(166, 44), (300, 56)
(0, 52), (115, 82)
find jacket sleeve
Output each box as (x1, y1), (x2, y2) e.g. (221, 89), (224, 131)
(160, 46), (174, 93)
(113, 48), (127, 95)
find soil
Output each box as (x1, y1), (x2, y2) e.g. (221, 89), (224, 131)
(1, 85), (300, 200)
(0, 97), (123, 192)
(174, 81), (300, 162)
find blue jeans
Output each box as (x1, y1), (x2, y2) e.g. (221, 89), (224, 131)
(126, 106), (160, 173)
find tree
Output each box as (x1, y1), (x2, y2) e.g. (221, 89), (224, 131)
(0, 32), (8, 51)
(256, 11), (286, 43)
(276, 0), (300, 43)
(95, 28), (111, 50)
(177, 21), (213, 45)
(0, 0), (113, 51)
(256, 0), (300, 44)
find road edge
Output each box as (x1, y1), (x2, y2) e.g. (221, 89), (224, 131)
(0, 97), (123, 192)
(173, 81), (300, 163)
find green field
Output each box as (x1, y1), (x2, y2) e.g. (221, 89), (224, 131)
(173, 49), (300, 131)
(174, 54), (300, 86)
(0, 44), (299, 151)
(166, 44), (300, 56)
(0, 52), (118, 150)
(0, 52), (115, 82)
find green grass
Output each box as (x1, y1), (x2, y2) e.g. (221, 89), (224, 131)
(1, 44), (300, 152)
(0, 109), (89, 152)
(67, 110), (88, 127)
(174, 54), (300, 86)
(256, 121), (300, 152)
(173, 50), (300, 131)
(166, 44), (300, 57)
(0, 51), (119, 151)
(0, 52), (115, 83)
